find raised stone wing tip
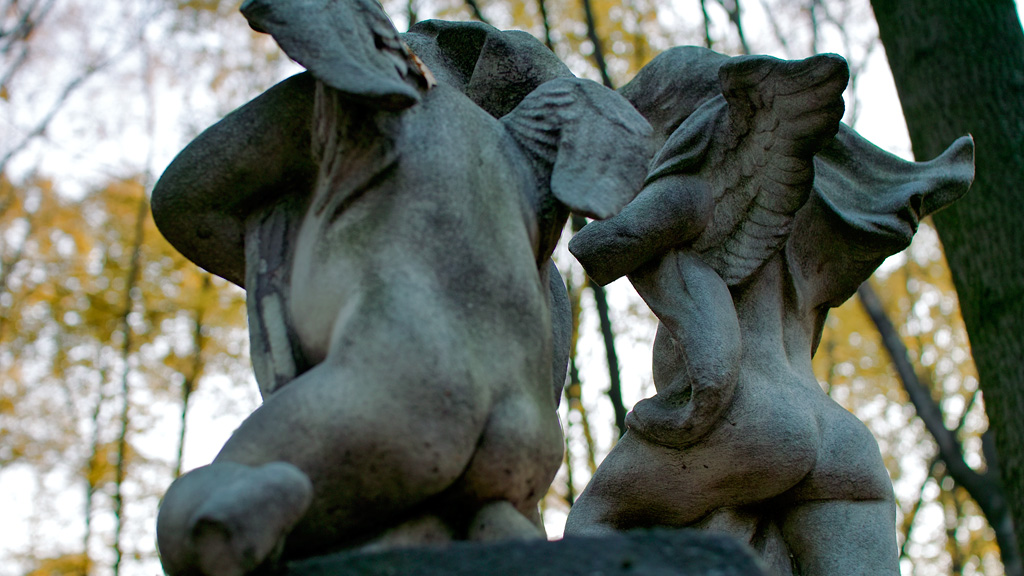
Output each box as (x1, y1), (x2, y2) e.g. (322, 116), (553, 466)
(242, 0), (422, 111)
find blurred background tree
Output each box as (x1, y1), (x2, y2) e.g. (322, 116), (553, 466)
(0, 1), (1017, 575)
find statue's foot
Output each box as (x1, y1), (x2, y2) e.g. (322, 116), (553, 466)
(158, 461), (314, 576)
(467, 500), (545, 542)
(358, 513), (455, 552)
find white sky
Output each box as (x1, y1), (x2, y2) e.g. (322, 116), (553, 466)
(3, 0), (1022, 574)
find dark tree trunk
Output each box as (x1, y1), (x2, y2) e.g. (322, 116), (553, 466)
(870, 0), (1024, 560)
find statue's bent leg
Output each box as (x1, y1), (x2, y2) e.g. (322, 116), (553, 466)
(781, 498), (899, 576)
(158, 352), (490, 574)
(566, 368), (820, 535)
(780, 400), (899, 575)
(623, 250), (741, 448)
(157, 461), (313, 576)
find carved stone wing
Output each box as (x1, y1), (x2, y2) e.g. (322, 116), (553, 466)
(501, 77), (653, 221)
(241, 0), (428, 110)
(569, 53), (849, 287)
(684, 53), (849, 286)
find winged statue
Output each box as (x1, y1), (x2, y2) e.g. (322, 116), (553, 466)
(565, 46), (975, 576)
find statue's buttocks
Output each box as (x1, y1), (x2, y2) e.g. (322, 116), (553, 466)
(282, 81), (564, 533)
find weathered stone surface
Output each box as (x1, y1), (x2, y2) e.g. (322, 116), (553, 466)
(151, 3), (652, 575)
(281, 530), (769, 576)
(565, 47), (975, 576)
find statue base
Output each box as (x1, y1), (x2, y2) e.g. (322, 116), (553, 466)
(279, 529), (769, 575)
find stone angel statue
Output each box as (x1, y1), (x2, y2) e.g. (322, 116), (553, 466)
(151, 2), (652, 574)
(565, 47), (974, 576)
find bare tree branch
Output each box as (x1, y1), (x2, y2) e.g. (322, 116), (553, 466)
(901, 457), (941, 560)
(537, 0), (555, 51)
(858, 281), (1022, 576)
(714, 0), (749, 54)
(563, 359), (579, 507)
(0, 57), (111, 175)
(699, 0), (714, 50)
(406, 0), (418, 29)
(591, 279), (626, 437)
(579, 0), (614, 88)
(83, 359), (113, 576)
(464, 0), (491, 25)
(111, 192), (148, 576)
(562, 266), (600, 506)
(808, 0), (821, 54)
(757, 0), (789, 56)
(858, 284), (964, 472)
(0, 0), (57, 53)
(113, 20), (161, 572)
(173, 274), (211, 479)
(573, 215), (625, 436)
(814, 0), (879, 126)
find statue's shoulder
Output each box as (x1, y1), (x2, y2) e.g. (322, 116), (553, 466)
(403, 20), (573, 118)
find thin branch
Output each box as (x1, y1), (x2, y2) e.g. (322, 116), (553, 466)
(808, 0), (820, 54)
(815, 0), (879, 127)
(114, 20), (159, 573)
(0, 57), (111, 175)
(0, 42), (29, 92)
(757, 0), (789, 56)
(579, 0), (614, 89)
(464, 0), (491, 25)
(565, 257), (600, 475)
(714, 0), (749, 55)
(699, 0), (714, 50)
(573, 215), (625, 436)
(406, 0), (418, 29)
(83, 359), (113, 576)
(537, 0), (555, 51)
(0, 0), (57, 53)
(563, 358), (579, 508)
(901, 457), (941, 560)
(111, 193), (148, 576)
(173, 274), (211, 478)
(858, 283), (966, 475)
(591, 280), (626, 437)
(858, 281), (1022, 576)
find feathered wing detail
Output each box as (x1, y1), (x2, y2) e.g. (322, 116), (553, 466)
(568, 53), (848, 288)
(502, 77), (653, 220)
(242, 0), (428, 110)
(682, 53), (849, 285)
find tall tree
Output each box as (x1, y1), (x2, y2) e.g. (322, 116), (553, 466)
(869, 0), (1024, 558)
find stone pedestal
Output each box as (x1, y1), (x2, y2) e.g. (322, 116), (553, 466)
(282, 529), (769, 576)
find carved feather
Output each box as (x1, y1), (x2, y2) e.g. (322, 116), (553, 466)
(502, 78), (652, 222)
(650, 54), (849, 286)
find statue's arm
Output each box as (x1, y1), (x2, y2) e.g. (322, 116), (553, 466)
(567, 172), (711, 286)
(151, 72), (318, 287)
(624, 250), (741, 448)
(567, 98), (718, 286)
